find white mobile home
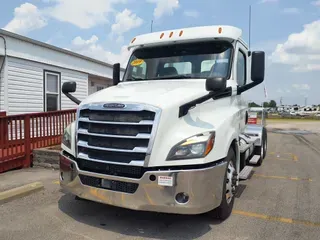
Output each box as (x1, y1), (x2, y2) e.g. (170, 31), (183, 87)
(0, 29), (125, 115)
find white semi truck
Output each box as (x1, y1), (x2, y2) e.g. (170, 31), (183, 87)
(59, 25), (267, 220)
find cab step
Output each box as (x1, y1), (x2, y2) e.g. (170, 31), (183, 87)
(249, 155), (260, 164)
(239, 166), (253, 180)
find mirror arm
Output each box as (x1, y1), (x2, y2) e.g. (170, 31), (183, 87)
(179, 87), (232, 118)
(237, 80), (263, 95)
(62, 91), (81, 105)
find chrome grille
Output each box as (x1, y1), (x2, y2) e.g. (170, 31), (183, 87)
(76, 103), (161, 167)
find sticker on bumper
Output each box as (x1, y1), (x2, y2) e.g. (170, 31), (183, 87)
(158, 176), (173, 186)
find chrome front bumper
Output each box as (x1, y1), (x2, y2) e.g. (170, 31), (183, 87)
(59, 155), (227, 215)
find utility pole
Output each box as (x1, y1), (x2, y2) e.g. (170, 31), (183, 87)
(305, 97), (307, 106)
(280, 97), (283, 106)
(249, 5), (252, 49)
(151, 20), (153, 33)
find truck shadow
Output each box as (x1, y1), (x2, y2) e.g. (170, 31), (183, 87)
(58, 193), (221, 239)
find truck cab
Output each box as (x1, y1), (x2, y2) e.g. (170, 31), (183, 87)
(59, 25), (266, 220)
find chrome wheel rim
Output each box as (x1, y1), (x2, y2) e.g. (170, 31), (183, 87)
(226, 161), (236, 204)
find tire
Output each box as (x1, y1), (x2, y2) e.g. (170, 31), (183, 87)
(254, 127), (267, 166)
(262, 127), (268, 159)
(209, 147), (237, 221)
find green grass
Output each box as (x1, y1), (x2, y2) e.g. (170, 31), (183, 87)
(266, 118), (320, 122)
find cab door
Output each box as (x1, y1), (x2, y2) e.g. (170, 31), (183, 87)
(234, 41), (249, 131)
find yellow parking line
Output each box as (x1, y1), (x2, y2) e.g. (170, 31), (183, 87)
(233, 210), (320, 227)
(268, 152), (298, 161)
(53, 181), (59, 184)
(271, 158), (297, 162)
(253, 174), (312, 182)
(270, 152), (294, 155)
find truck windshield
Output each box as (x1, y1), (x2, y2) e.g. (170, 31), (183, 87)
(123, 41), (232, 82)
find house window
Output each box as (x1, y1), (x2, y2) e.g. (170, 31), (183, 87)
(96, 85), (104, 91)
(44, 71), (61, 112)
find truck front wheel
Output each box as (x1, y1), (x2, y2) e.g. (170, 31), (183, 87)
(209, 147), (236, 221)
(254, 127), (267, 166)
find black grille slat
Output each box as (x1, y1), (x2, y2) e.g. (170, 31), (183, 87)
(79, 122), (153, 136)
(79, 135), (149, 150)
(79, 175), (139, 194)
(78, 148), (145, 163)
(80, 110), (155, 123)
(77, 159), (144, 178)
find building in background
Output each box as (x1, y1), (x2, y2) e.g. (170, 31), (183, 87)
(0, 29), (125, 115)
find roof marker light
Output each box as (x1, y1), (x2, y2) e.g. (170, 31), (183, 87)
(131, 37), (136, 43)
(160, 33), (164, 39)
(179, 30), (184, 37)
(169, 32), (174, 38)
(218, 27), (222, 34)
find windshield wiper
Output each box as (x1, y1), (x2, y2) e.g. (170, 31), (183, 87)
(126, 75), (194, 81)
(126, 77), (145, 81)
(154, 75), (193, 80)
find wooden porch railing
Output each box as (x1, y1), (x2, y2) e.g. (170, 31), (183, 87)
(0, 109), (77, 173)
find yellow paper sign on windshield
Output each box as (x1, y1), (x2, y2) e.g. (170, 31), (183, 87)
(131, 59), (144, 66)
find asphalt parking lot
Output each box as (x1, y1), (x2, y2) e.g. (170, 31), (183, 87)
(1, 131), (320, 240)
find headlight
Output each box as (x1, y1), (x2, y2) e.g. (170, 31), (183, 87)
(166, 131), (215, 160)
(62, 126), (71, 149)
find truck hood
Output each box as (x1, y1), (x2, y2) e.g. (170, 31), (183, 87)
(80, 79), (208, 109)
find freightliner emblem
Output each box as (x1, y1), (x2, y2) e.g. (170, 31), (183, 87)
(103, 103), (126, 109)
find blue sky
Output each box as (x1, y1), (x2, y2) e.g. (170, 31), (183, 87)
(1, 0), (320, 105)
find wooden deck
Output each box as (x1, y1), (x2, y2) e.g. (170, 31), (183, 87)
(0, 109), (76, 173)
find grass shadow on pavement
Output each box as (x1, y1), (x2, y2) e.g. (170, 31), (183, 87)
(58, 193), (222, 239)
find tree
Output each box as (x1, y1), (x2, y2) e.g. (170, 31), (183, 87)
(269, 100), (277, 108)
(248, 102), (261, 107)
(263, 102), (269, 108)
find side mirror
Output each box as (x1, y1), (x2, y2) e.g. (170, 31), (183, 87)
(251, 51), (265, 83)
(62, 81), (76, 93)
(237, 51), (265, 95)
(205, 77), (227, 92)
(61, 81), (81, 105)
(113, 63), (120, 85)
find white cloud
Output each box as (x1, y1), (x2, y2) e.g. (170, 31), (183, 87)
(111, 9), (143, 36)
(72, 35), (99, 46)
(259, 0), (278, 4)
(277, 89), (284, 93)
(270, 20), (320, 72)
(43, 0), (126, 29)
(147, 0), (179, 19)
(71, 35), (131, 67)
(183, 10), (199, 18)
(283, 8), (300, 14)
(292, 84), (310, 90)
(3, 3), (47, 34)
(311, 1), (320, 6)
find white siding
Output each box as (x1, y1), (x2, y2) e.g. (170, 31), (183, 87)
(7, 57), (88, 115)
(88, 77), (113, 95)
(0, 57), (4, 111)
